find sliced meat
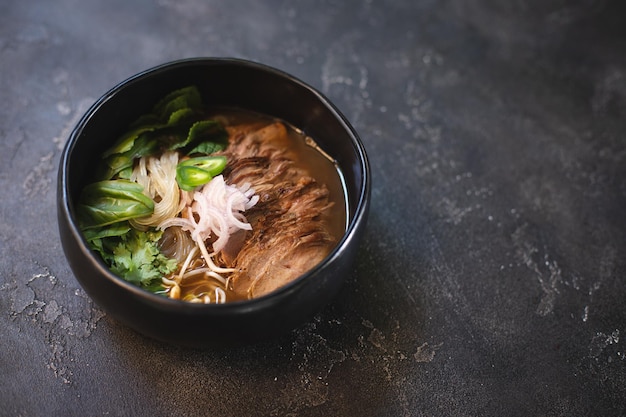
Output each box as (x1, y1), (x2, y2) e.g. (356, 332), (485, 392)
(219, 121), (336, 299)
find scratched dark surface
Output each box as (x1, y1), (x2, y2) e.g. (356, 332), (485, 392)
(1, 1), (625, 416)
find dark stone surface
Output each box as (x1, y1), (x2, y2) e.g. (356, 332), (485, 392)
(1, 1), (625, 416)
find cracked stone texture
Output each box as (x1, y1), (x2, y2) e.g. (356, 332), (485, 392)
(1, 0), (625, 416)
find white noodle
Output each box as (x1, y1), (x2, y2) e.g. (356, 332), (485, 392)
(215, 287), (226, 304)
(194, 234), (236, 274)
(131, 151), (184, 229)
(176, 246), (199, 283)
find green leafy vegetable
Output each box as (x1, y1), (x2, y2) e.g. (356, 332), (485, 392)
(101, 134), (159, 180)
(78, 180), (155, 228)
(169, 120), (228, 152)
(77, 85), (231, 294)
(82, 222), (130, 241)
(152, 86), (202, 121)
(187, 140), (226, 156)
(88, 228), (177, 290)
(102, 125), (159, 158)
(176, 156), (227, 191)
(101, 86), (204, 163)
(98, 86), (227, 182)
(166, 107), (198, 126)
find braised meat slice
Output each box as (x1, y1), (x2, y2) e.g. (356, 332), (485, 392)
(220, 121), (336, 299)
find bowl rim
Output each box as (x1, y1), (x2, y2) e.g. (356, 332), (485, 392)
(59, 57), (371, 312)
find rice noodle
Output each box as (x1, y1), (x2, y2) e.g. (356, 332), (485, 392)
(130, 151), (186, 230)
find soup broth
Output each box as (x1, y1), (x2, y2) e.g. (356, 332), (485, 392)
(78, 86), (346, 303)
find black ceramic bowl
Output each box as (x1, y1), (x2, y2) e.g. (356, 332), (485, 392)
(57, 58), (370, 347)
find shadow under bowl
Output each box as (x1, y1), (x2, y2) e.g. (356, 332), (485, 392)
(57, 57), (370, 347)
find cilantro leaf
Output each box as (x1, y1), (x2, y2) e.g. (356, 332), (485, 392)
(88, 228), (177, 292)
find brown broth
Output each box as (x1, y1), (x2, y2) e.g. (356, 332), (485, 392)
(208, 107), (347, 242)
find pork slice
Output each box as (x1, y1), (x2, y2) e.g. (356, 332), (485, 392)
(220, 228), (248, 266)
(221, 121), (337, 299)
(227, 175), (335, 299)
(228, 215), (335, 299)
(224, 121), (291, 159)
(231, 236), (332, 299)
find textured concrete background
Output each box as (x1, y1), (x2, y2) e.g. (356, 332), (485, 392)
(1, 1), (625, 416)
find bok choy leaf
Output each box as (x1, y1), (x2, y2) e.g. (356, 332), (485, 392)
(78, 180), (154, 228)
